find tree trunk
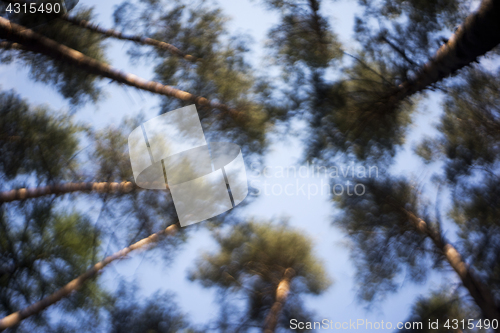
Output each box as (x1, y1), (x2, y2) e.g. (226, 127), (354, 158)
(0, 17), (241, 118)
(0, 181), (173, 203)
(0, 223), (180, 331)
(59, 15), (199, 62)
(263, 267), (295, 333)
(0, 181), (140, 203)
(404, 210), (500, 325)
(385, 0), (500, 109)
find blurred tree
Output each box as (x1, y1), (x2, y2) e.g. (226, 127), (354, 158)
(109, 281), (201, 333)
(0, 90), (80, 183)
(398, 289), (481, 333)
(335, 0), (500, 161)
(0, 2), (107, 107)
(415, 64), (500, 310)
(59, 13), (200, 62)
(263, 0), (500, 162)
(0, 0), (272, 157)
(0, 200), (108, 332)
(258, 1), (500, 325)
(1, 0), (500, 331)
(416, 66), (500, 182)
(450, 177), (500, 314)
(189, 220), (331, 332)
(333, 176), (500, 322)
(0, 91), (187, 330)
(113, 0), (271, 157)
(260, 0), (348, 160)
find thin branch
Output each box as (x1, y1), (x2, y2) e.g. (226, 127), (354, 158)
(342, 50), (394, 86)
(0, 17), (242, 118)
(379, 35), (418, 67)
(58, 15), (199, 63)
(0, 222), (180, 331)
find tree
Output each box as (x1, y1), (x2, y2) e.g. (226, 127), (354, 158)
(0, 199), (108, 332)
(0, 4), (107, 107)
(415, 64), (500, 316)
(0, 0), (271, 329)
(0, 102), (186, 330)
(263, 0), (500, 162)
(2, 0), (500, 330)
(189, 220), (331, 332)
(112, 0), (272, 156)
(399, 289), (480, 333)
(109, 281), (201, 333)
(340, 0), (500, 160)
(333, 175), (500, 323)
(0, 90), (80, 182)
(413, 63), (500, 319)
(1, 0), (272, 156)
(259, 0), (500, 324)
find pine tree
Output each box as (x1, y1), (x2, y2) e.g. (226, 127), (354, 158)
(333, 176), (500, 322)
(109, 281), (201, 333)
(0, 200), (108, 332)
(189, 220), (331, 332)
(398, 289), (479, 333)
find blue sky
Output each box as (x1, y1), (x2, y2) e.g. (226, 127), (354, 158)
(0, 0), (465, 331)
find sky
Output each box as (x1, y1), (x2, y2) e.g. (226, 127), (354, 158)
(0, 0), (465, 331)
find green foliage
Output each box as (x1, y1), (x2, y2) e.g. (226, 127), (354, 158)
(305, 56), (416, 162)
(399, 290), (481, 333)
(414, 137), (441, 164)
(299, 0), (470, 163)
(1, 7), (107, 107)
(356, 0), (470, 71)
(190, 220), (330, 293)
(114, 0), (271, 156)
(109, 282), (200, 333)
(189, 220), (331, 330)
(263, 0), (342, 69)
(90, 124), (135, 183)
(0, 90), (80, 181)
(0, 201), (107, 331)
(86, 119), (187, 258)
(450, 177), (500, 302)
(410, 64), (500, 315)
(334, 176), (437, 303)
(2, 0), (500, 329)
(261, 0), (419, 163)
(435, 66), (500, 182)
(370, 0), (468, 28)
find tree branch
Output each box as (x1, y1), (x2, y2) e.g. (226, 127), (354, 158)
(0, 222), (180, 331)
(384, 0), (500, 111)
(379, 35), (418, 67)
(0, 181), (172, 203)
(58, 15), (199, 63)
(0, 17), (242, 118)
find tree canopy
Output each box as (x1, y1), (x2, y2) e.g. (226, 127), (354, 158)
(1, 0), (500, 331)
